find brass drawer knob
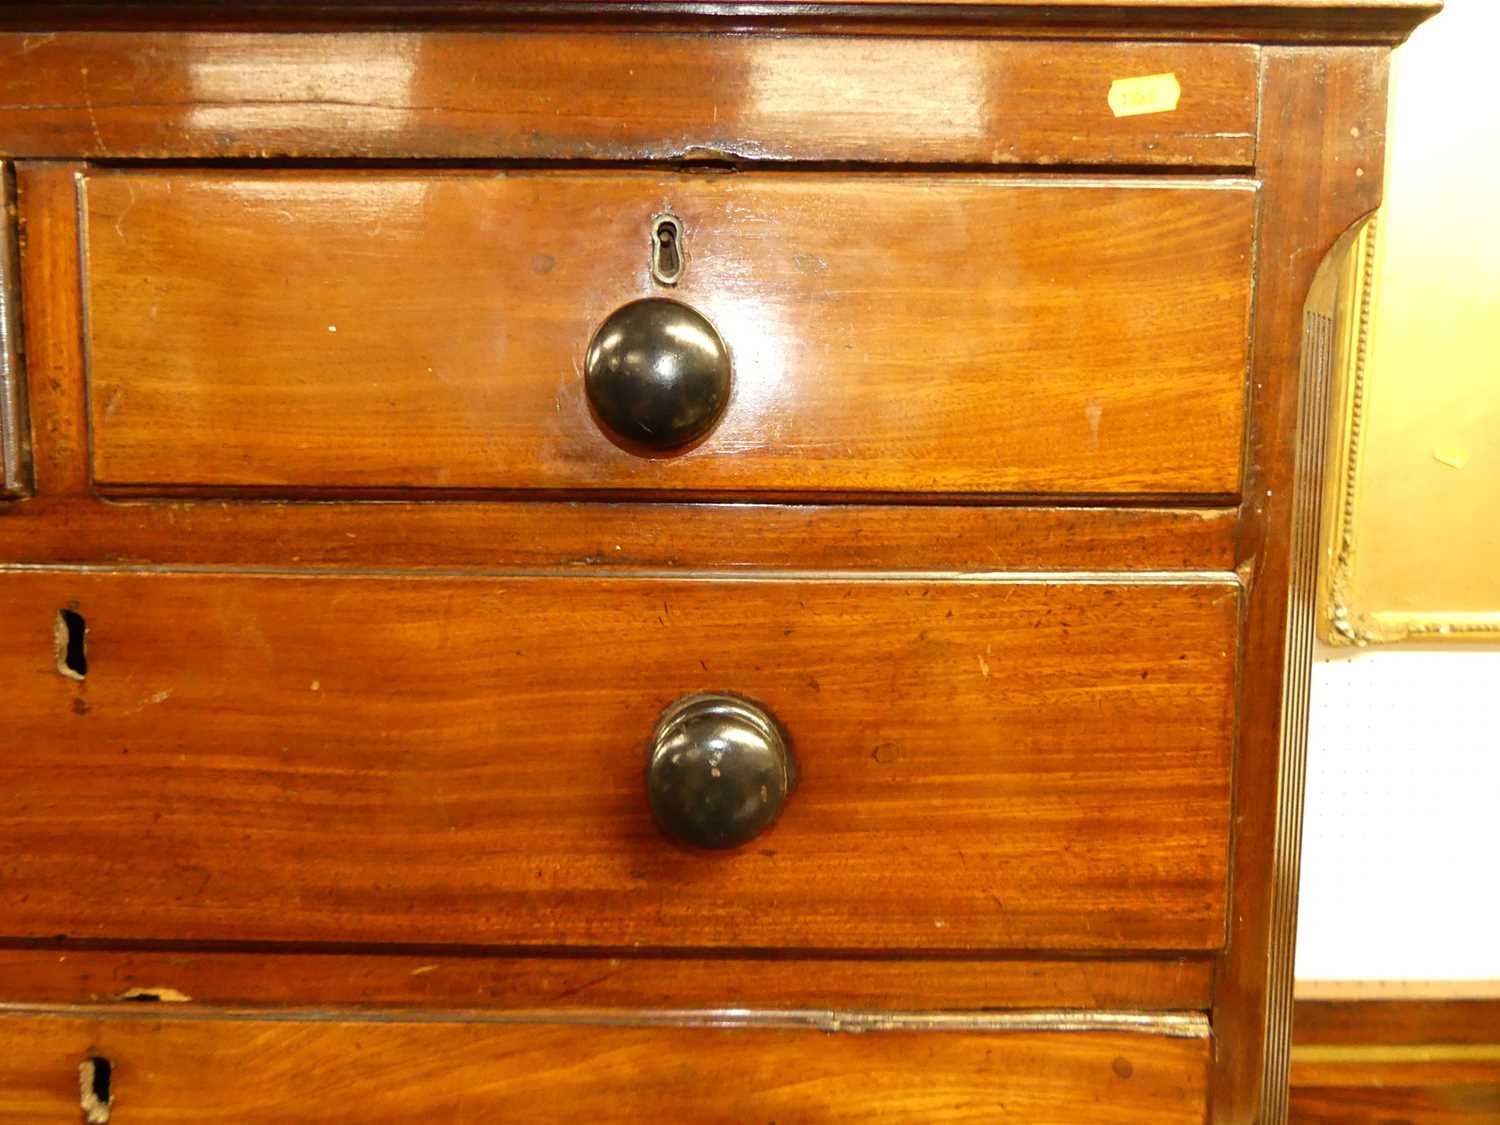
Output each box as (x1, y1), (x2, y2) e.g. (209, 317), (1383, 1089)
(646, 693), (796, 850)
(585, 298), (731, 451)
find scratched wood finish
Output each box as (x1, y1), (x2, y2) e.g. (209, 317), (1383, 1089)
(0, 949), (1213, 1012)
(0, 1012), (1211, 1124)
(0, 571), (1236, 952)
(0, 32), (1258, 165)
(0, 497), (1240, 572)
(82, 171), (1256, 498)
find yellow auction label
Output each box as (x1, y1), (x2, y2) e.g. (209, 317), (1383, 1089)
(1108, 73), (1182, 118)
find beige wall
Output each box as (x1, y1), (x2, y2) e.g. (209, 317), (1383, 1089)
(1317, 0), (1500, 645)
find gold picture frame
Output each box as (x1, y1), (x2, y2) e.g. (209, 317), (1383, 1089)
(1316, 3), (1500, 646)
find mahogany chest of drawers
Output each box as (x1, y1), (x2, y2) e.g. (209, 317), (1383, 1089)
(0, 2), (1435, 1121)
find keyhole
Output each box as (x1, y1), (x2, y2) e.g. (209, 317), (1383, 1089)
(657, 226), (679, 274)
(56, 608), (87, 680)
(651, 214), (684, 285)
(79, 1056), (113, 1123)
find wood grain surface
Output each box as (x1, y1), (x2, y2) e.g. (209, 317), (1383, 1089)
(0, 32), (1258, 165)
(0, 496), (1240, 572)
(1211, 45), (1394, 1125)
(1289, 996), (1500, 1123)
(0, 1011), (1211, 1124)
(1290, 1083), (1500, 1124)
(0, 571), (1237, 952)
(1296, 998), (1500, 1048)
(1292, 1050), (1500, 1125)
(13, 164), (87, 496)
(0, 948), (1214, 1012)
(0, 6), (1439, 1116)
(82, 171), (1256, 498)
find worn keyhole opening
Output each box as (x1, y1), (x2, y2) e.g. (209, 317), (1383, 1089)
(55, 608), (87, 680)
(651, 214), (684, 286)
(79, 1056), (112, 1123)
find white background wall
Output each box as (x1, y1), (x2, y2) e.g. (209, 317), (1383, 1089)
(1295, 650), (1500, 981)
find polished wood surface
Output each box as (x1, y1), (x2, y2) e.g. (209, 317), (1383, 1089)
(1296, 998), (1500, 1048)
(13, 164), (88, 497)
(7, 164), (1238, 564)
(0, 948), (1213, 1012)
(0, 32), (1258, 166)
(83, 171), (1255, 498)
(0, 1011), (1212, 1124)
(1290, 1083), (1500, 1124)
(0, 3), (1439, 1119)
(0, 3), (1442, 45)
(0, 497), (1241, 572)
(1, 571), (1237, 952)
(1211, 47), (1392, 1125)
(1290, 996), (1500, 1124)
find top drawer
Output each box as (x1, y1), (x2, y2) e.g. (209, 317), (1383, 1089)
(81, 170), (1256, 499)
(3, 33), (1259, 165)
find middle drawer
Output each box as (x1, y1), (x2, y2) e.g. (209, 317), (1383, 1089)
(5, 571), (1236, 953)
(81, 170), (1256, 499)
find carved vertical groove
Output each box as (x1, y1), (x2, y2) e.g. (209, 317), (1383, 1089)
(1261, 307), (1335, 1122)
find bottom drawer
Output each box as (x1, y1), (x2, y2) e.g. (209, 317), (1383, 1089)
(1, 1010), (1209, 1124)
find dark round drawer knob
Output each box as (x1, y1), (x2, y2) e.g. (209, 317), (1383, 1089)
(646, 693), (797, 850)
(585, 298), (731, 450)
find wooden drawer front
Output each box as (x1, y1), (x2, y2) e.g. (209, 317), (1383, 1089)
(82, 172), (1256, 498)
(0, 1013), (1211, 1124)
(3, 571), (1235, 952)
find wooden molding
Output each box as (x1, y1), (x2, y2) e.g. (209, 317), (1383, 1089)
(0, 947), (1217, 1013)
(1298, 981), (1500, 1002)
(1317, 218), (1379, 644)
(1212, 45), (1392, 1125)
(0, 1003), (1213, 1037)
(0, 2), (1443, 45)
(0, 162), (26, 497)
(1291, 996), (1500, 1123)
(1296, 996), (1500, 1047)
